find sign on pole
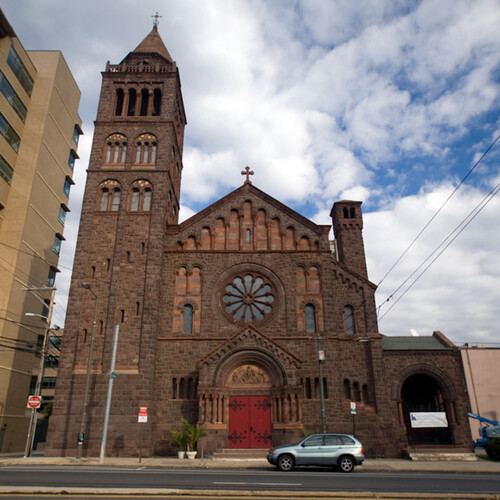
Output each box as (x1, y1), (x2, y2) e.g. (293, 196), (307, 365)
(138, 407), (148, 423)
(350, 401), (357, 414)
(27, 395), (42, 409)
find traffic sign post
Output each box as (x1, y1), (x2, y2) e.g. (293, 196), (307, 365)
(27, 395), (42, 409)
(350, 402), (357, 435)
(138, 407), (148, 463)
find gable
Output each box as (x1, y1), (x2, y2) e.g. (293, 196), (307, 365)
(166, 183), (331, 252)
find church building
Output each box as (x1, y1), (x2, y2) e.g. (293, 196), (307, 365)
(46, 23), (473, 459)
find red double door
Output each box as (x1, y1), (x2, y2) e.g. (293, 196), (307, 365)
(228, 395), (272, 449)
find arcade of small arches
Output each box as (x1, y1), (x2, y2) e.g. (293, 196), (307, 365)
(103, 133), (158, 166)
(97, 179), (153, 212)
(113, 87), (162, 117)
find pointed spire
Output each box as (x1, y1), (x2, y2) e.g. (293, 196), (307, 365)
(132, 23), (173, 63)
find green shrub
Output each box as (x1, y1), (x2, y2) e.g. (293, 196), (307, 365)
(484, 438), (500, 461)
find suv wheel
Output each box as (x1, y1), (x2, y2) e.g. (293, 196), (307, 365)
(277, 454), (295, 471)
(338, 455), (354, 473)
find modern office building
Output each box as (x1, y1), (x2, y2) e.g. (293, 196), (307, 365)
(0, 10), (81, 452)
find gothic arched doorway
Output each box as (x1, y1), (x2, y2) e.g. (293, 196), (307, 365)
(401, 373), (451, 445)
(226, 364), (272, 449)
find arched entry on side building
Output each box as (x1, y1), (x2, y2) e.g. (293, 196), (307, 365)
(394, 365), (458, 446)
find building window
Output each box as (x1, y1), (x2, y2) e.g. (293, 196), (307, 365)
(115, 89), (124, 116)
(63, 176), (72, 197)
(127, 88), (137, 116)
(128, 182), (152, 212)
(58, 204), (68, 225)
(343, 379), (351, 399)
(45, 355), (59, 369)
(140, 88), (149, 116)
(42, 377), (57, 390)
(130, 188), (140, 211)
(143, 188), (152, 211)
(0, 70), (27, 122)
(344, 305), (355, 334)
(48, 336), (62, 350)
(68, 150), (78, 171)
(111, 189), (121, 211)
(0, 154), (13, 184)
(7, 46), (34, 96)
(100, 189), (109, 211)
(47, 267), (57, 287)
(152, 88), (162, 116)
(0, 112), (20, 152)
(134, 134), (157, 164)
(73, 125), (81, 145)
(183, 304), (193, 334)
(104, 134), (127, 164)
(305, 304), (316, 333)
(52, 234), (62, 255)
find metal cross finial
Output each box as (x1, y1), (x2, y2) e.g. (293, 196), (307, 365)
(241, 166), (254, 184)
(152, 12), (162, 27)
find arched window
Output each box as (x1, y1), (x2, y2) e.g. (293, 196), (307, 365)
(134, 134), (157, 164)
(130, 188), (140, 211)
(343, 379), (351, 399)
(344, 305), (355, 334)
(99, 189), (109, 211)
(352, 381), (360, 402)
(127, 88), (137, 116)
(104, 134), (127, 164)
(114, 89), (124, 116)
(183, 304), (193, 334)
(153, 88), (162, 116)
(111, 189), (121, 211)
(305, 304), (316, 333)
(143, 188), (152, 211)
(140, 89), (149, 116)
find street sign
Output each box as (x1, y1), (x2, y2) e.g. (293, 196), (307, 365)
(350, 401), (357, 414)
(138, 406), (148, 423)
(27, 395), (42, 409)
(318, 350), (325, 361)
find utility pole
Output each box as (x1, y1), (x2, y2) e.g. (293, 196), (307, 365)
(100, 324), (119, 463)
(316, 335), (327, 433)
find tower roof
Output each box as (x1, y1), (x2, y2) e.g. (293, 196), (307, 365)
(130, 25), (174, 63)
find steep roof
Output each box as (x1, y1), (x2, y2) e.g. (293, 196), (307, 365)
(124, 25), (173, 64)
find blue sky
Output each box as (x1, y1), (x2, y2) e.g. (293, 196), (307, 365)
(3, 0), (500, 344)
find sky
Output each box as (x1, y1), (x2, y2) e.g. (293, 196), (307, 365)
(3, 0), (500, 345)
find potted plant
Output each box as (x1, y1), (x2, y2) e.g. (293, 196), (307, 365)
(184, 418), (208, 459)
(170, 426), (188, 459)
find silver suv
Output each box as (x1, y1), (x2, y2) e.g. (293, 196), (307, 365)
(267, 433), (365, 472)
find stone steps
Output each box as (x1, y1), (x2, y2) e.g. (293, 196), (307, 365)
(407, 446), (477, 461)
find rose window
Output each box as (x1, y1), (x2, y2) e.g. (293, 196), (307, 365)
(222, 273), (275, 324)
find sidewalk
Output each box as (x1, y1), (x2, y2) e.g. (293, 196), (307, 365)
(1, 455), (500, 473)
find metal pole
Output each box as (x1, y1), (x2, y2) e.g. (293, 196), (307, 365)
(76, 283), (98, 461)
(23, 287), (56, 458)
(100, 324), (119, 464)
(316, 335), (327, 433)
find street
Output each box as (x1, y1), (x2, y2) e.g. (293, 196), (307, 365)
(0, 465), (499, 497)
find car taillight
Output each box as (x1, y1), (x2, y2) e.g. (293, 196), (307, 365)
(360, 447), (364, 454)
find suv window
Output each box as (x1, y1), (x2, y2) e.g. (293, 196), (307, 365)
(324, 435), (342, 445)
(340, 436), (355, 445)
(303, 435), (323, 447)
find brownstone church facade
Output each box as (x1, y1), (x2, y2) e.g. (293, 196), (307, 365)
(46, 25), (472, 458)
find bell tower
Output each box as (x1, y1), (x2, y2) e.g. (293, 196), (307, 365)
(46, 21), (186, 457)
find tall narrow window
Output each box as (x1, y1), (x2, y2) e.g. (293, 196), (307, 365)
(0, 112), (20, 152)
(183, 304), (193, 334)
(344, 305), (355, 334)
(140, 89), (149, 116)
(47, 267), (57, 287)
(58, 204), (68, 224)
(0, 154), (13, 184)
(127, 89), (136, 116)
(143, 189), (152, 211)
(115, 89), (124, 116)
(153, 88), (162, 116)
(305, 304), (316, 333)
(100, 189), (109, 211)
(130, 188), (140, 211)
(52, 234), (62, 255)
(343, 379), (351, 399)
(7, 47), (34, 96)
(111, 189), (121, 211)
(68, 150), (77, 171)
(352, 381), (360, 402)
(63, 176), (72, 197)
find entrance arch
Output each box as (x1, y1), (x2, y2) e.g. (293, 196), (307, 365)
(401, 373), (451, 445)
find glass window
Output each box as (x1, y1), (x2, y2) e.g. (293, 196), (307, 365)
(68, 150), (77, 171)
(53, 234), (62, 255)
(0, 112), (20, 152)
(58, 204), (67, 224)
(49, 336), (62, 350)
(73, 125), (80, 145)
(0, 70), (27, 122)
(47, 267), (57, 287)
(42, 377), (57, 390)
(111, 189), (121, 211)
(63, 177), (71, 197)
(344, 305), (355, 334)
(100, 189), (109, 211)
(324, 435), (342, 445)
(45, 355), (59, 368)
(130, 188), (140, 211)
(183, 304), (193, 334)
(304, 435), (323, 447)
(305, 304), (316, 333)
(0, 154), (13, 184)
(143, 189), (152, 211)
(7, 46), (34, 96)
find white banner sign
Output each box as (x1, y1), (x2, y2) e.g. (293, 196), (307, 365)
(410, 412), (448, 428)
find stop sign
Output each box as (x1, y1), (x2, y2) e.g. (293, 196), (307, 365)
(27, 395), (42, 409)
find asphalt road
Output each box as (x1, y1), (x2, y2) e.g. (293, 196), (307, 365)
(0, 465), (499, 496)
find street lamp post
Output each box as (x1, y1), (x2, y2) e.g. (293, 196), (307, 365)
(76, 282), (98, 461)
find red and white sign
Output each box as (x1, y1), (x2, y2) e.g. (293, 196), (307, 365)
(27, 395), (42, 409)
(138, 406), (148, 423)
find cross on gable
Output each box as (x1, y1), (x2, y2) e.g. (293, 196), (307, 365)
(241, 166), (254, 184)
(152, 12), (162, 27)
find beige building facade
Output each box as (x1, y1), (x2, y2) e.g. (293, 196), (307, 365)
(0, 10), (81, 452)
